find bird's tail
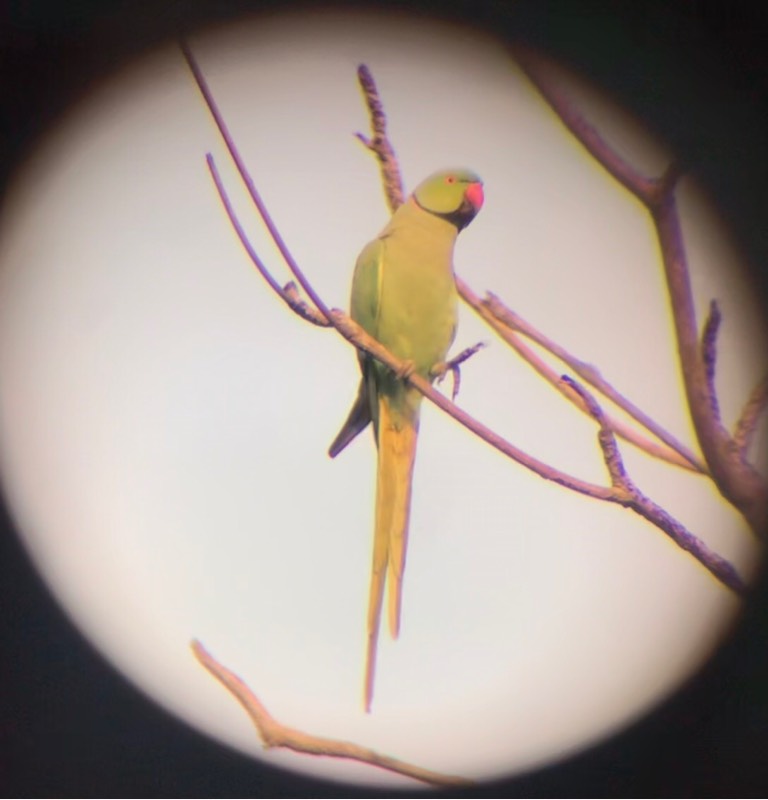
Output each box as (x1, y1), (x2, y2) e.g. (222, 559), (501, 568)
(328, 378), (372, 458)
(364, 394), (418, 712)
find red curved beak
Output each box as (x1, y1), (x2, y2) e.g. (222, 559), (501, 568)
(465, 181), (484, 210)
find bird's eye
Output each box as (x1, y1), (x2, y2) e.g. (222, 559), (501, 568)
(445, 175), (456, 184)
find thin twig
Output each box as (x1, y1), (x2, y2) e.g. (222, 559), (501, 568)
(191, 641), (471, 787)
(180, 39), (332, 322)
(355, 65), (405, 213)
(480, 289), (707, 473)
(734, 375), (768, 457)
(456, 277), (703, 471)
(561, 375), (629, 489)
(560, 376), (747, 594)
(205, 154), (329, 327)
(701, 299), (722, 422)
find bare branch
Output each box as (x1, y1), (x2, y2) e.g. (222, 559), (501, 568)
(734, 375), (768, 457)
(456, 277), (703, 471)
(560, 376), (747, 594)
(508, 46), (768, 536)
(355, 65), (405, 212)
(652, 173), (768, 535)
(191, 641), (471, 787)
(629, 493), (748, 594)
(181, 40), (333, 322)
(701, 299), (722, 422)
(561, 375), (630, 491)
(205, 154), (329, 327)
(511, 45), (658, 203)
(478, 288), (707, 473)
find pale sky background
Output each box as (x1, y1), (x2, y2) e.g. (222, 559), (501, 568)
(0, 9), (765, 788)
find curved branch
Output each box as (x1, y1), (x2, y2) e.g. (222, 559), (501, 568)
(191, 641), (471, 787)
(206, 153), (329, 327)
(180, 39), (332, 322)
(511, 45), (658, 203)
(458, 278), (706, 473)
(561, 376), (746, 593)
(328, 309), (615, 501)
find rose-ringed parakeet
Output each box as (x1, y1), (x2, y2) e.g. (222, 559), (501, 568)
(329, 169), (484, 711)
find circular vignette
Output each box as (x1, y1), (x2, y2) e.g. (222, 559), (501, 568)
(0, 1), (767, 795)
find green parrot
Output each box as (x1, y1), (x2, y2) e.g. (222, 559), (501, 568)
(328, 168), (484, 711)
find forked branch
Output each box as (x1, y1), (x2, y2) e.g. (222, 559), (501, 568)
(511, 44), (768, 536)
(191, 641), (471, 787)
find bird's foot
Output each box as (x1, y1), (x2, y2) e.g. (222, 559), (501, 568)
(395, 359), (416, 381)
(431, 341), (487, 401)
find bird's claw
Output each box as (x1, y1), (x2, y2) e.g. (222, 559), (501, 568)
(395, 359), (416, 381)
(431, 341), (487, 401)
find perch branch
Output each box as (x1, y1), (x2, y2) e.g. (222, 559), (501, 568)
(511, 46), (768, 536)
(191, 641), (471, 787)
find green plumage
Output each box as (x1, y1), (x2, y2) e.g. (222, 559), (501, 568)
(329, 168), (484, 711)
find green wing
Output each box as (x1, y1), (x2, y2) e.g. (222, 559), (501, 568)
(327, 238), (384, 457)
(350, 237), (384, 341)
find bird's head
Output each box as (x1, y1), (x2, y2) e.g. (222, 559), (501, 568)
(412, 169), (484, 231)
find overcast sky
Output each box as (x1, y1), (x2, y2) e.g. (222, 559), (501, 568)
(0, 8), (765, 788)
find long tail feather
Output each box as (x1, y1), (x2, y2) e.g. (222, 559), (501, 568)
(364, 394), (418, 712)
